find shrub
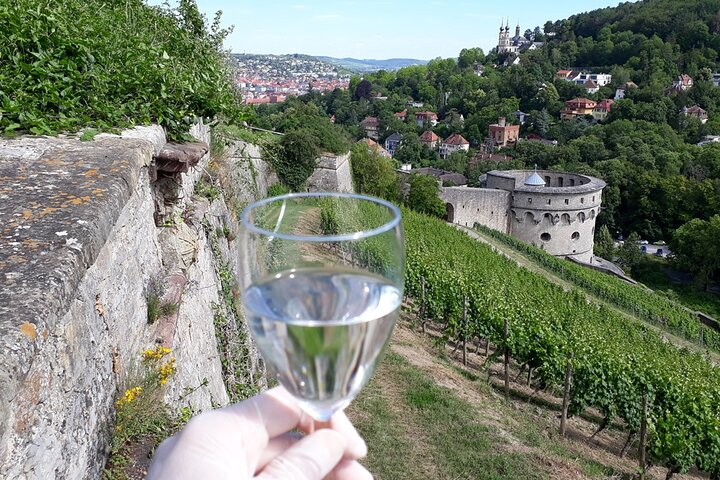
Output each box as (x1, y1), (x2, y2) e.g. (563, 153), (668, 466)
(272, 130), (319, 191)
(0, 0), (245, 138)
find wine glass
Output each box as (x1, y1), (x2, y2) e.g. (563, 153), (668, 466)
(240, 192), (404, 421)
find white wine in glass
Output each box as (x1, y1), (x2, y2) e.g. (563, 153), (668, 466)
(240, 193), (404, 421)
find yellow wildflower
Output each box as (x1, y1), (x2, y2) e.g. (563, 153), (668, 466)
(115, 386), (142, 406)
(158, 358), (176, 385)
(142, 345), (172, 361)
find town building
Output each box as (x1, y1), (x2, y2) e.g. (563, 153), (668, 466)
(384, 132), (403, 157)
(357, 138), (391, 158)
(360, 116), (380, 140)
(512, 110), (527, 124)
(574, 73), (612, 87)
(420, 130), (440, 149)
(439, 169), (605, 263)
(592, 99), (614, 121)
(414, 111), (438, 127)
(555, 70), (612, 89)
(497, 20), (531, 54)
(682, 105), (708, 124)
(394, 109), (407, 121)
(614, 81), (638, 100)
(439, 133), (470, 159)
(487, 117), (520, 149)
(583, 80), (599, 94)
(560, 98), (597, 120)
(673, 74), (694, 91)
(697, 135), (720, 146)
(712, 73), (720, 87)
(397, 166), (467, 187)
(555, 70), (578, 81)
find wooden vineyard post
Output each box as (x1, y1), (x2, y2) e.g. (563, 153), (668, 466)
(462, 296), (468, 366)
(504, 318), (510, 400)
(560, 352), (574, 437)
(638, 393), (648, 479)
(420, 276), (426, 334)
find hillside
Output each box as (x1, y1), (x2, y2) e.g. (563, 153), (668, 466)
(314, 56), (428, 72)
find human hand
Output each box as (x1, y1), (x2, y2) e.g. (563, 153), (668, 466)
(147, 387), (371, 480)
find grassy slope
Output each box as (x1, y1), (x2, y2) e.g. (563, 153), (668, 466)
(347, 318), (703, 480)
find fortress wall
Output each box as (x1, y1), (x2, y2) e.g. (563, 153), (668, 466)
(440, 187), (511, 233)
(0, 126), (281, 479)
(307, 151), (353, 193)
(509, 207), (599, 262)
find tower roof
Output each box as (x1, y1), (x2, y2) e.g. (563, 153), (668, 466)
(524, 167), (546, 186)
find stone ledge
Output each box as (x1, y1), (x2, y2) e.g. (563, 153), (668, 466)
(0, 132), (156, 405)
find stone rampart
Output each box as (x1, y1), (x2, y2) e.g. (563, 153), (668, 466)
(0, 125), (273, 479)
(307, 151), (353, 193)
(440, 187), (511, 232)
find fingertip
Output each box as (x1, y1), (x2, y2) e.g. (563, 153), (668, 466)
(331, 412), (367, 459)
(256, 429), (349, 480)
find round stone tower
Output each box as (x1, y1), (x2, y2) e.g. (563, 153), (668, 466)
(485, 170), (606, 262)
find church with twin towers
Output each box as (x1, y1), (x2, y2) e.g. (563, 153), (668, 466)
(496, 19), (532, 54)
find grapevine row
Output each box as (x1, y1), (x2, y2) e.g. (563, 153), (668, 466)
(474, 223), (720, 352)
(402, 210), (720, 477)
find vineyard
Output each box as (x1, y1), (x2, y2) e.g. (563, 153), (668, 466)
(474, 224), (720, 352)
(401, 210), (720, 478)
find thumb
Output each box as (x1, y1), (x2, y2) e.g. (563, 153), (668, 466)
(255, 429), (347, 480)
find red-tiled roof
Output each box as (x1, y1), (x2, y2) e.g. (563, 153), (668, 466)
(415, 111), (438, 119)
(420, 130), (439, 142)
(565, 97), (597, 108)
(357, 138), (391, 157)
(594, 99), (614, 111)
(394, 109), (407, 117)
(584, 79), (598, 88)
(360, 116), (380, 127)
(443, 133), (469, 145)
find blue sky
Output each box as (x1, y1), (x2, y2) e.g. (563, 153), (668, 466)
(157, 1), (632, 59)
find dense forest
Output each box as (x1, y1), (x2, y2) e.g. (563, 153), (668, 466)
(249, 0), (720, 290)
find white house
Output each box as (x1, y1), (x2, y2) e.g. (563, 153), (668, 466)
(439, 133), (470, 159)
(574, 73), (612, 87)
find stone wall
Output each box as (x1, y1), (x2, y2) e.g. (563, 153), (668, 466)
(440, 187), (511, 232)
(0, 125), (273, 479)
(306, 151), (353, 193)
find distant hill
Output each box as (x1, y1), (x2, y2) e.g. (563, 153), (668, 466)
(313, 56), (428, 72)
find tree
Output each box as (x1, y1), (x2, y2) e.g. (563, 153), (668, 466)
(350, 143), (399, 201)
(353, 79), (372, 101)
(407, 174), (445, 218)
(458, 47), (485, 70)
(394, 133), (424, 167)
(670, 215), (720, 290)
(594, 225), (616, 259)
(617, 231), (643, 275)
(273, 130), (319, 191)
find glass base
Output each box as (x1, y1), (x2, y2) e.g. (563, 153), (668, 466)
(298, 397), (353, 421)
